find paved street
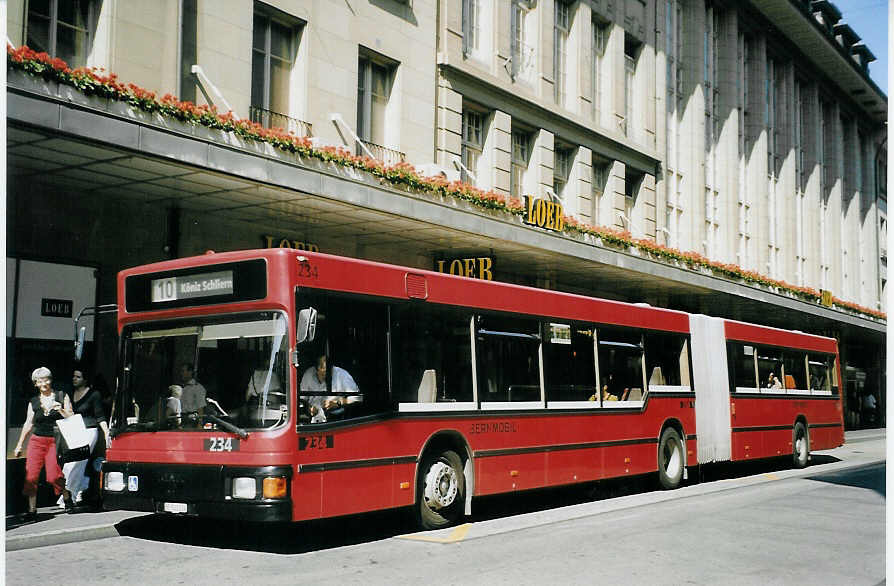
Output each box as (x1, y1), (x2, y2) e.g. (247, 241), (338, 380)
(6, 430), (885, 585)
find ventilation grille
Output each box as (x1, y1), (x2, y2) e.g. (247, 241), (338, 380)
(405, 273), (428, 299)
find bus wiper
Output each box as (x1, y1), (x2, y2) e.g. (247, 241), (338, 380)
(203, 413), (249, 439)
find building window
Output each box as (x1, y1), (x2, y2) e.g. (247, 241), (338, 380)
(592, 20), (606, 119)
(510, 0), (533, 79)
(794, 78), (808, 285)
(357, 53), (394, 152)
(462, 0), (480, 55)
(251, 8), (298, 120)
(510, 129), (531, 197)
(593, 158), (610, 225)
(819, 98), (833, 289)
(554, 0), (570, 105)
(737, 31), (753, 268)
(623, 36), (640, 136)
(462, 106), (484, 185)
(553, 146), (573, 202)
(26, 0), (92, 68)
(704, 3), (720, 258)
(765, 56), (782, 274)
(624, 169), (644, 232)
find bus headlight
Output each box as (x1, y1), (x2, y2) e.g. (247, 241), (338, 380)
(232, 477), (257, 499)
(105, 471), (125, 492)
(263, 476), (287, 499)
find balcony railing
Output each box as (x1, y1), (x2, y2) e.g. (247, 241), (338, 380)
(356, 139), (406, 165)
(249, 106), (313, 137)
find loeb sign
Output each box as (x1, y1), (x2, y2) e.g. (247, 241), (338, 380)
(523, 196), (564, 232)
(435, 257), (494, 280)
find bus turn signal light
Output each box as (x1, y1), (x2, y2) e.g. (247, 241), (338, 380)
(263, 476), (288, 499)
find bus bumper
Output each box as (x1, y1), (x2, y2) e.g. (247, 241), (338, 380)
(101, 462), (292, 523)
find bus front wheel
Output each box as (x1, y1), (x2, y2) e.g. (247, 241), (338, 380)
(658, 427), (684, 490)
(793, 422), (809, 469)
(417, 449), (465, 530)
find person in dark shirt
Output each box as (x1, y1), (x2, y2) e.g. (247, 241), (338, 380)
(59, 369), (109, 512)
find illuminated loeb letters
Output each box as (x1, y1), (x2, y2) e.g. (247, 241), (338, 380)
(523, 196), (565, 231)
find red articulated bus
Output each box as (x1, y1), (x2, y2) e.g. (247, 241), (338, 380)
(100, 248), (844, 528)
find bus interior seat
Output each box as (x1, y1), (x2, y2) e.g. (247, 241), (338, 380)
(625, 388), (643, 401)
(784, 374), (796, 390)
(417, 369), (437, 402)
(648, 367), (665, 386)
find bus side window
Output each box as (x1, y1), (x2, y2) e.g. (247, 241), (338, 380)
(476, 315), (541, 403)
(391, 303), (473, 404)
(782, 352), (807, 390)
(756, 347), (783, 391)
(729, 342), (758, 393)
(597, 326), (644, 404)
(643, 332), (690, 390)
(296, 291), (389, 421)
(807, 353), (832, 392)
(543, 323), (597, 402)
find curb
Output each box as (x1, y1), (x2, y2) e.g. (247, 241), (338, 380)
(6, 522), (121, 551)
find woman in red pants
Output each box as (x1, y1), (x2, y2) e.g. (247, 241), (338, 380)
(13, 367), (73, 521)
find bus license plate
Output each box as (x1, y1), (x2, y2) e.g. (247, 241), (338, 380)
(204, 437), (240, 452)
(163, 502), (188, 514)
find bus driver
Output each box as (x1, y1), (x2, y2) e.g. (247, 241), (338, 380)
(300, 355), (361, 423)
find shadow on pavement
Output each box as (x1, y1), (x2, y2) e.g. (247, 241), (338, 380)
(114, 455), (853, 554)
(695, 454), (841, 483)
(804, 462), (885, 498)
(115, 508), (419, 554)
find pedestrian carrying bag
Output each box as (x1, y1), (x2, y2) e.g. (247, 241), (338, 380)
(55, 413), (91, 464)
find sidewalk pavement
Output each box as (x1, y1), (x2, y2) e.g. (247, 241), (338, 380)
(5, 428), (887, 552)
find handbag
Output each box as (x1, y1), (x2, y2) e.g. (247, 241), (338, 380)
(55, 413), (91, 464)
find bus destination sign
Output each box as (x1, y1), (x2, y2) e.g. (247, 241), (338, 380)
(151, 270), (234, 303)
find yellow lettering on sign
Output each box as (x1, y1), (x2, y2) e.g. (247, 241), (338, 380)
(263, 235), (319, 252)
(478, 257), (493, 281)
(435, 257), (495, 281)
(522, 197), (564, 232)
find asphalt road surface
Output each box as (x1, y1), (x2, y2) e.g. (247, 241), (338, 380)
(7, 434), (885, 585)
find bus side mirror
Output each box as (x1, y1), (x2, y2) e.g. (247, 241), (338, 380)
(74, 326), (87, 361)
(297, 308), (317, 344)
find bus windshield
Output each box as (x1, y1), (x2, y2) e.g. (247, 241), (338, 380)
(115, 312), (289, 434)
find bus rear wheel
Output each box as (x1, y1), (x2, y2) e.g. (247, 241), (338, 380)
(417, 449), (465, 530)
(793, 422), (809, 469)
(658, 427), (684, 490)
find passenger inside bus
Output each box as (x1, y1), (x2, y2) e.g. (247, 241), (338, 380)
(599, 374), (619, 401)
(165, 385), (182, 426)
(244, 368), (285, 423)
(766, 372), (783, 389)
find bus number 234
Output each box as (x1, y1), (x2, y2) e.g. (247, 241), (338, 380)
(204, 438), (240, 452)
(299, 435), (333, 450)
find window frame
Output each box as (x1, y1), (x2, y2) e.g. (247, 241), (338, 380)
(461, 104), (486, 185)
(357, 51), (396, 147)
(510, 127), (532, 197)
(26, 0), (94, 69)
(251, 6), (300, 114)
(553, 0), (571, 105)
